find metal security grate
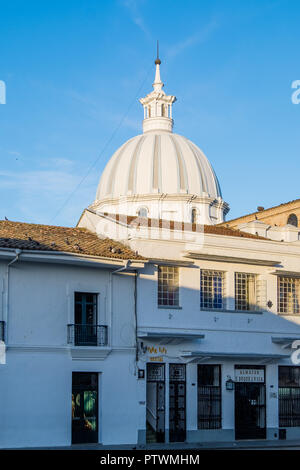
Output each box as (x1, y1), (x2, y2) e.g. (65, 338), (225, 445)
(198, 365), (221, 429)
(279, 366), (300, 427)
(278, 277), (300, 314)
(158, 266), (179, 307)
(200, 270), (225, 310)
(235, 272), (257, 311)
(279, 388), (300, 427)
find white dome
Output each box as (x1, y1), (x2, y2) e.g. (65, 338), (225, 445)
(96, 132), (222, 200)
(91, 57), (229, 225)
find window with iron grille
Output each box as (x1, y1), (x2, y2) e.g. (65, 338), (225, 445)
(198, 365), (221, 429)
(235, 272), (257, 311)
(279, 367), (300, 427)
(200, 270), (225, 310)
(158, 266), (179, 307)
(278, 277), (300, 315)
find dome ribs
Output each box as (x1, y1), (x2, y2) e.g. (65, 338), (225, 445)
(152, 134), (161, 192)
(127, 135), (145, 194)
(169, 134), (189, 193)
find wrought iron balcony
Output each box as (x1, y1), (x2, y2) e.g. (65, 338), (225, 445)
(67, 324), (108, 347)
(0, 321), (5, 342)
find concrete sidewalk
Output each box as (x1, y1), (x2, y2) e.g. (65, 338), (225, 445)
(16, 439), (300, 451)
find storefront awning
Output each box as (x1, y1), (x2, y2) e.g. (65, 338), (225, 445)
(138, 331), (205, 344)
(180, 351), (290, 363)
(272, 336), (300, 348)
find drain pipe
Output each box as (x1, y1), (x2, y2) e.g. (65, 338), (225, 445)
(4, 249), (22, 340)
(134, 269), (138, 364)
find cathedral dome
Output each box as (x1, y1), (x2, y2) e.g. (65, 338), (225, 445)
(93, 54), (229, 225)
(96, 132), (222, 200)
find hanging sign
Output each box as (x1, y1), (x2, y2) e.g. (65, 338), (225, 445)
(235, 368), (264, 383)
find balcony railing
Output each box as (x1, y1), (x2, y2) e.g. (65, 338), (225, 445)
(0, 321), (5, 342)
(67, 324), (108, 347)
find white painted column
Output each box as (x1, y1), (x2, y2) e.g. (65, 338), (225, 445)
(222, 362), (235, 430)
(186, 363), (198, 432)
(226, 271), (235, 311)
(266, 364), (279, 437)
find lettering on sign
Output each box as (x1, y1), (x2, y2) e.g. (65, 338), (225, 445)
(147, 345), (167, 355)
(235, 368), (264, 383)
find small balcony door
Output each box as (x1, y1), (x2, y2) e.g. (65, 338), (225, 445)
(72, 372), (98, 444)
(74, 292), (98, 346)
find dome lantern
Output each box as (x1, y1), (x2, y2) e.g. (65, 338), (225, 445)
(139, 46), (176, 134)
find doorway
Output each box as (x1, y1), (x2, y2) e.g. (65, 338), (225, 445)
(72, 372), (98, 444)
(169, 364), (186, 442)
(235, 367), (266, 440)
(146, 364), (165, 443)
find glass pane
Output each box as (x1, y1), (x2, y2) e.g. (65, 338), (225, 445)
(75, 303), (82, 324)
(83, 391), (97, 431)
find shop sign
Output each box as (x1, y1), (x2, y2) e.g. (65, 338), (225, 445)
(235, 368), (264, 383)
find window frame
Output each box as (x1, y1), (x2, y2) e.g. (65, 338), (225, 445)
(234, 272), (257, 312)
(277, 276), (300, 315)
(287, 213), (298, 227)
(200, 269), (225, 310)
(74, 292), (98, 326)
(157, 265), (180, 308)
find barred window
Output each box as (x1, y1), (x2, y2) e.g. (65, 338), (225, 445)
(235, 272), (257, 311)
(200, 270), (225, 309)
(278, 276), (300, 315)
(279, 367), (300, 427)
(198, 365), (221, 429)
(158, 266), (179, 307)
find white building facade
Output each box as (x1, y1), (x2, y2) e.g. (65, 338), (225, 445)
(2, 57), (300, 448)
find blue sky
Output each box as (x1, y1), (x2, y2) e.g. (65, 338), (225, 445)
(1, 0), (300, 226)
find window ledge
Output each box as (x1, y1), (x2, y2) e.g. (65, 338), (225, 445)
(69, 346), (112, 360)
(277, 313), (300, 316)
(201, 308), (264, 315)
(158, 305), (182, 310)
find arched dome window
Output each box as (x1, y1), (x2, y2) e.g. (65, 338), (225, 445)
(137, 207), (148, 218)
(191, 208), (197, 224)
(287, 213), (298, 227)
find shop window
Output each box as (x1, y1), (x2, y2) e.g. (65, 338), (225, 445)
(198, 365), (221, 429)
(279, 367), (300, 427)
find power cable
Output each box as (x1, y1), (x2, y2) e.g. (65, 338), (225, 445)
(50, 64), (152, 224)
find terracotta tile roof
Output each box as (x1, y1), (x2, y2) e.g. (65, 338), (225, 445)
(97, 212), (267, 240)
(0, 220), (144, 260)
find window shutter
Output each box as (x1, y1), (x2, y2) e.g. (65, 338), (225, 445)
(256, 278), (267, 311)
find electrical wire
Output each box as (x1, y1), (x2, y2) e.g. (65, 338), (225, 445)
(50, 64), (152, 224)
